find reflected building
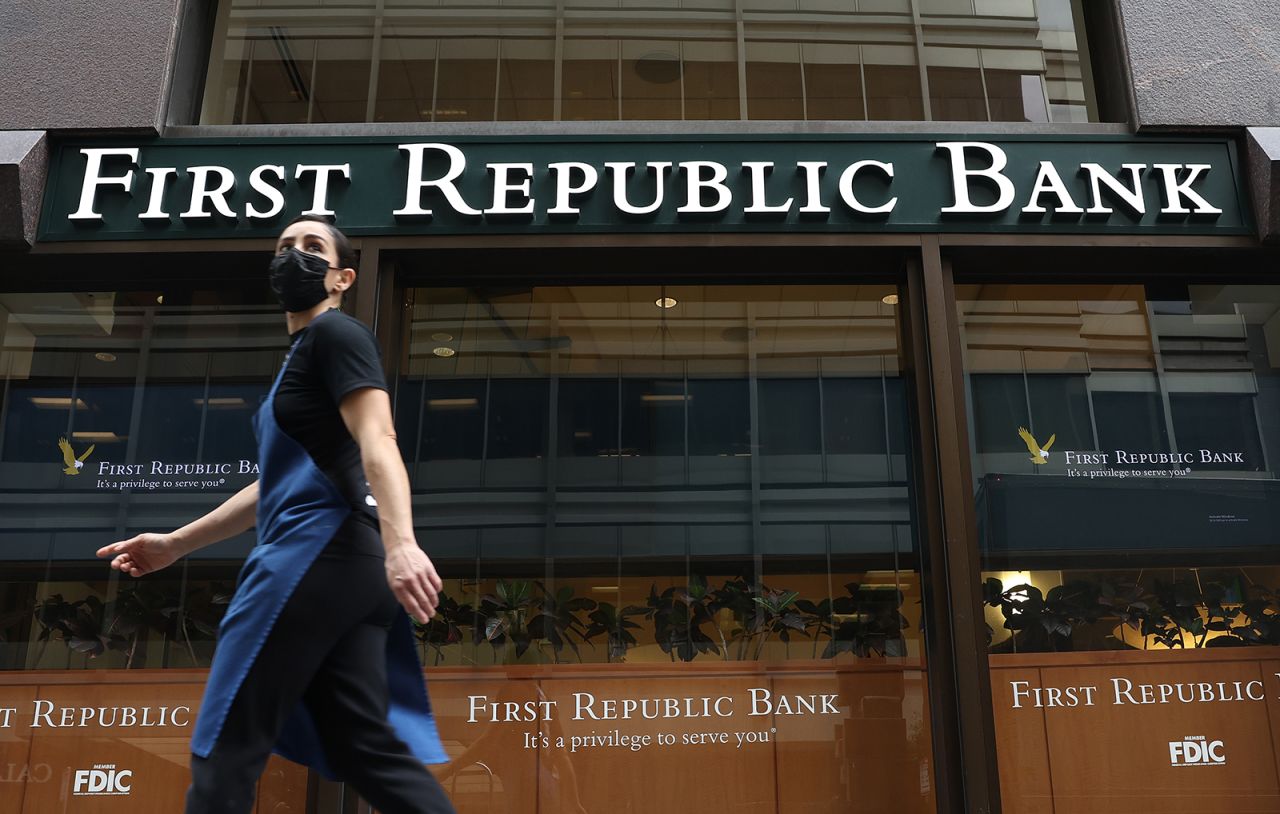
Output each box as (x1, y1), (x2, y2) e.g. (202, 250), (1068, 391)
(1, 2), (1280, 813)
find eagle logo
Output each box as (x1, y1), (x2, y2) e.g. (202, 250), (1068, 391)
(1017, 427), (1055, 465)
(58, 436), (95, 475)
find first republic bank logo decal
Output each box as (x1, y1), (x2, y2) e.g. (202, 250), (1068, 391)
(72, 764), (132, 796)
(54, 433), (263, 490)
(1012, 427), (1247, 476)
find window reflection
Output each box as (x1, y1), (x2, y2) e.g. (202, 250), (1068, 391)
(395, 277), (919, 661)
(203, 0), (1101, 123)
(0, 284), (285, 672)
(965, 282), (1280, 813)
(961, 282), (1280, 571)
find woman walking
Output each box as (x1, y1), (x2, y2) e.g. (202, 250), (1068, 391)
(98, 215), (456, 814)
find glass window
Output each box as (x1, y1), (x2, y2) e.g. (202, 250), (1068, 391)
(563, 40), (620, 121)
(864, 46), (925, 121)
(960, 282), (1280, 813)
(925, 48), (987, 122)
(0, 280), (286, 672)
(802, 43), (865, 120)
(436, 39), (499, 122)
(0, 270), (331, 814)
(394, 269), (935, 814)
(201, 0), (1104, 123)
(745, 42), (805, 120)
(681, 40), (740, 120)
(621, 41), (683, 121)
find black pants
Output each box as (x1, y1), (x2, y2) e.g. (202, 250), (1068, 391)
(185, 528), (455, 814)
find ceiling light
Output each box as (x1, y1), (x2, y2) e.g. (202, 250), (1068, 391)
(72, 431), (125, 442)
(881, 294), (900, 306)
(430, 332), (454, 342)
(432, 347), (456, 358)
(655, 296), (678, 309)
(194, 397), (248, 409)
(30, 397), (87, 409)
(94, 352), (117, 363)
(640, 393), (689, 403)
(427, 398), (478, 409)
(591, 586), (620, 592)
(156, 295), (165, 304)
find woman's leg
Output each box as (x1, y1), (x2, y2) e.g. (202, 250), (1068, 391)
(185, 551), (374, 814)
(304, 559), (456, 814)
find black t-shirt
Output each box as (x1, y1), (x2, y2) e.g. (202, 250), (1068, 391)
(272, 309), (385, 547)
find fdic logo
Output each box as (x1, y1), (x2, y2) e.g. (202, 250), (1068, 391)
(1169, 735), (1225, 767)
(72, 764), (132, 796)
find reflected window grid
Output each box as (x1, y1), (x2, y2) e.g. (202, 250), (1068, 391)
(392, 282), (921, 667)
(202, 0), (1100, 124)
(0, 289), (287, 672)
(960, 287), (1278, 478)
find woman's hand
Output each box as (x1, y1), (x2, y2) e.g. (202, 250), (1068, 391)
(97, 533), (183, 577)
(385, 543), (442, 623)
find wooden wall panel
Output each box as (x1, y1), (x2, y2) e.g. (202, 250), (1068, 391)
(19, 680), (201, 814)
(0, 685), (38, 814)
(429, 678), (539, 814)
(992, 648), (1280, 814)
(1262, 657), (1280, 808)
(2, 661), (933, 814)
(537, 675), (778, 814)
(989, 667), (1053, 814)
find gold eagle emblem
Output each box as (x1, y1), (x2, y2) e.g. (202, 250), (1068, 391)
(58, 436), (95, 475)
(1017, 427), (1055, 465)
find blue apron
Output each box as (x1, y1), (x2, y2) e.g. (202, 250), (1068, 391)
(191, 314), (448, 773)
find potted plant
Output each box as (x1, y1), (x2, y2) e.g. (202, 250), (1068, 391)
(582, 601), (646, 662)
(639, 575), (721, 662)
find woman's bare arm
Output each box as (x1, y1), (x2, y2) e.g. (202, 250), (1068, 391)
(339, 386), (442, 622)
(97, 480), (260, 576)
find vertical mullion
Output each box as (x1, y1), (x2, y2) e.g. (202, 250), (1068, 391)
(906, 236), (1001, 814)
(682, 360), (690, 485)
(616, 370), (623, 485)
(0, 351), (12, 460)
(1148, 301), (1179, 455)
(480, 368), (492, 484)
(553, 4), (564, 121)
(745, 304), (762, 581)
(306, 40), (318, 124)
(195, 352), (212, 464)
(115, 308), (156, 537)
(430, 41), (441, 122)
(238, 40), (256, 124)
(364, 0), (386, 123)
(200, 0), (237, 123)
(977, 49), (992, 122)
(858, 44), (869, 121)
(908, 0), (933, 121)
(545, 302), (560, 616)
(678, 40), (686, 121)
(736, 6), (748, 121)
(1071, 0), (1101, 123)
(493, 39), (503, 122)
(798, 43), (808, 121)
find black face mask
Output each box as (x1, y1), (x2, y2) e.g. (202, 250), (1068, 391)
(268, 247), (337, 313)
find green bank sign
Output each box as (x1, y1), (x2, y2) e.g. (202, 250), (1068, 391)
(38, 135), (1251, 241)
